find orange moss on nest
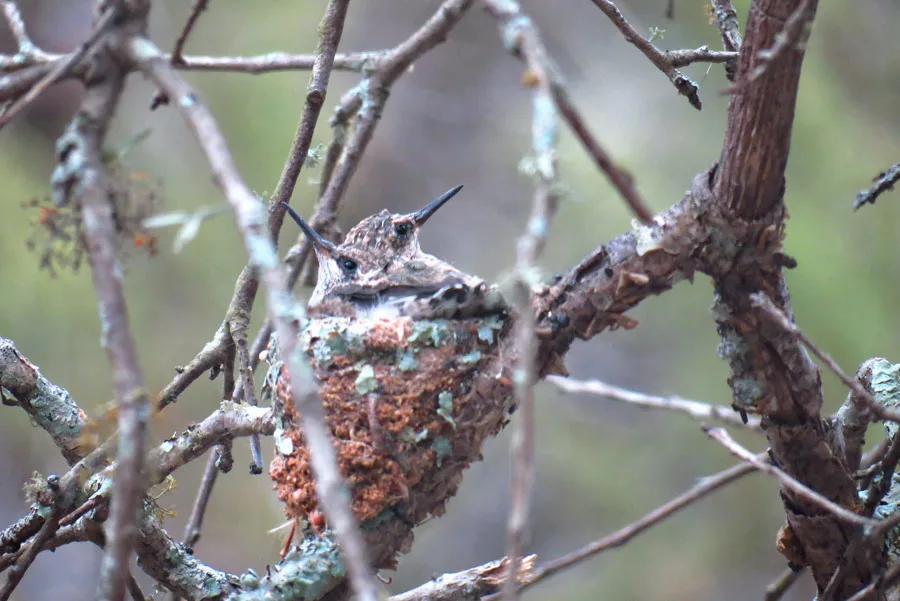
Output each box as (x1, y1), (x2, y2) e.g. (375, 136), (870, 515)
(268, 314), (509, 528)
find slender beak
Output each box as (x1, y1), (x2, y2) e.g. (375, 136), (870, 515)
(409, 185), (464, 226)
(280, 203), (336, 254)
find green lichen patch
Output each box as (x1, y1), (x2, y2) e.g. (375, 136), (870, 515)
(477, 314), (505, 343)
(431, 437), (452, 467)
(409, 320), (452, 347)
(354, 365), (379, 395)
(437, 391), (455, 429)
(396, 350), (419, 372)
(458, 349), (482, 365)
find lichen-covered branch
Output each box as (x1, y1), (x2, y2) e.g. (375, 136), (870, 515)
(0, 337), (87, 464)
(854, 161), (900, 210)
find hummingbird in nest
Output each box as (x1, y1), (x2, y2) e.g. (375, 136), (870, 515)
(281, 185), (507, 320)
(268, 186), (515, 567)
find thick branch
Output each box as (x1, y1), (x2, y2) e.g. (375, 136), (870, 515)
(715, 0), (818, 218)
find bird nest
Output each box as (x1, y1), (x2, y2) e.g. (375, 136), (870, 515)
(266, 313), (514, 568)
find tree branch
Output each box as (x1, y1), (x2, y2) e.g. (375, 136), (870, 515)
(548, 375), (762, 430)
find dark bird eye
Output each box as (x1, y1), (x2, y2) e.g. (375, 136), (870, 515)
(340, 257), (357, 273)
(394, 222), (413, 237)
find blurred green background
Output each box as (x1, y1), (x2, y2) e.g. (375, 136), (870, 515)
(2, 1), (899, 600)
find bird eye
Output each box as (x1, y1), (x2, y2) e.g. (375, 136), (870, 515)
(340, 257), (357, 273)
(393, 222), (413, 238)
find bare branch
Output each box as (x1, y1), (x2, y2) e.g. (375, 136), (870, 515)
(854, 161), (900, 210)
(1, 2), (53, 63)
(667, 46), (737, 68)
(764, 567), (805, 601)
(181, 451), (221, 551)
(519, 458), (757, 593)
(722, 0), (816, 95)
(391, 556), (536, 601)
(484, 0), (566, 593)
(548, 375), (762, 430)
(170, 0), (210, 65)
(588, 0), (704, 109)
(482, 0), (654, 223)
(175, 51), (378, 73)
(38, 9), (152, 598)
(124, 35), (381, 601)
(223, 0), (351, 476)
(0, 4), (121, 129)
(704, 427), (874, 527)
(146, 405), (273, 484)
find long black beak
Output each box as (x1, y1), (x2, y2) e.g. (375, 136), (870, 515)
(281, 203), (336, 253)
(409, 185), (464, 226)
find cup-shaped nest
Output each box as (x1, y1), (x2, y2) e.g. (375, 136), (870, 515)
(267, 313), (514, 569)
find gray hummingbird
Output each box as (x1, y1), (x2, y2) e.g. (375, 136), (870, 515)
(281, 186), (506, 320)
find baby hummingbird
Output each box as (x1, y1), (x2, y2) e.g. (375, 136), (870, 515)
(269, 185), (514, 565)
(282, 186), (505, 319)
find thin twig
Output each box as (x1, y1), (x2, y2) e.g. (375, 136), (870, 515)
(764, 566), (805, 601)
(481, 0), (654, 223)
(234, 0), (351, 474)
(709, 0), (742, 80)
(182, 451), (220, 550)
(751, 293), (900, 424)
(548, 375), (762, 429)
(41, 20), (152, 600)
(0, 479), (60, 601)
(589, 0), (707, 109)
(175, 51), (378, 73)
(170, 0), (210, 64)
(854, 162), (900, 210)
(169, 449), (221, 601)
(0, 3), (121, 129)
(391, 556), (537, 601)
(157, 325), (230, 410)
(1, 2), (52, 63)
(125, 35), (381, 601)
(477, 3), (564, 598)
(508, 458), (758, 595)
(704, 426), (875, 526)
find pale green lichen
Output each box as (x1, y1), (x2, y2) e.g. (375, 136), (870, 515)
(730, 377), (765, 407)
(354, 365), (378, 395)
(873, 359), (900, 441)
(458, 350), (482, 365)
(633, 218), (663, 256)
(275, 431), (295, 456)
(437, 392), (455, 429)
(232, 533), (345, 601)
(396, 350), (419, 372)
(431, 437), (452, 467)
(409, 320), (451, 347)
(477, 314), (505, 343)
(310, 341), (334, 369)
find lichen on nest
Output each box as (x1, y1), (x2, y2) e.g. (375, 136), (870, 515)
(267, 313), (513, 567)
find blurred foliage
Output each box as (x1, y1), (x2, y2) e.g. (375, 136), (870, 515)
(1, 1), (899, 600)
